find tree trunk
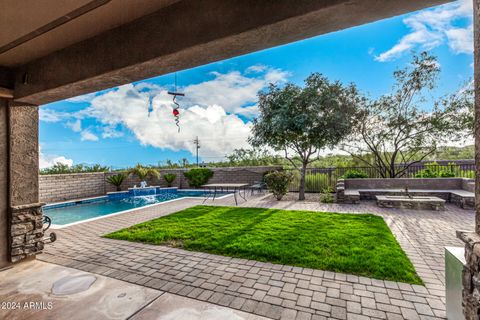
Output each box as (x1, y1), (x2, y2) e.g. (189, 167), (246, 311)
(299, 163), (307, 201)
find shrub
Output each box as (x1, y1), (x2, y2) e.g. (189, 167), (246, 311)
(163, 173), (177, 187)
(184, 168), (214, 188)
(341, 169), (368, 179)
(320, 187), (335, 203)
(40, 162), (109, 175)
(415, 162), (455, 178)
(264, 171), (294, 201)
(106, 173), (126, 191)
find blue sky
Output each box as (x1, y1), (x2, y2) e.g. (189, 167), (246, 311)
(39, 0), (473, 169)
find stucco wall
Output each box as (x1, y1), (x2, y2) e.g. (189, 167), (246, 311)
(0, 99), (9, 268)
(40, 166), (281, 203)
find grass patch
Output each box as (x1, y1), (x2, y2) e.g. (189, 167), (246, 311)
(105, 205), (422, 284)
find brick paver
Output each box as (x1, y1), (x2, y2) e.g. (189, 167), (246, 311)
(40, 194), (474, 319)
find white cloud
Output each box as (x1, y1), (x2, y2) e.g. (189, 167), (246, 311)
(80, 129), (99, 141)
(48, 65), (288, 160)
(182, 67), (289, 113)
(39, 147), (73, 169)
(66, 92), (97, 103)
(246, 64), (268, 73)
(39, 108), (69, 122)
(66, 119), (82, 132)
(101, 125), (124, 138)
(375, 0), (473, 62)
(81, 84), (252, 160)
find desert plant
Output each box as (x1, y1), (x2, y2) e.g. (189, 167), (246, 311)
(183, 168), (214, 188)
(343, 52), (473, 178)
(264, 171), (294, 200)
(250, 72), (361, 200)
(341, 169), (368, 179)
(106, 173), (126, 191)
(128, 164), (160, 180)
(163, 173), (177, 187)
(320, 187), (335, 203)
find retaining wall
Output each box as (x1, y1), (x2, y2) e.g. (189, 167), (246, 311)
(344, 177), (470, 190)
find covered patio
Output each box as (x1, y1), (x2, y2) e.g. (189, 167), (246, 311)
(4, 195), (471, 319)
(1, 0), (480, 319)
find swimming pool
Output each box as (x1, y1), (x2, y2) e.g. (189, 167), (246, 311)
(43, 188), (230, 227)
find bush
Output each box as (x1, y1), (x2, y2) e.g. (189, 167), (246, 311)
(184, 168), (214, 188)
(163, 173), (177, 187)
(40, 162), (109, 175)
(415, 162), (455, 178)
(320, 187), (335, 203)
(341, 169), (368, 179)
(106, 173), (126, 191)
(264, 171), (294, 201)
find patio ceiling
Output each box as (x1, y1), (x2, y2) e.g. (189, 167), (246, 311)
(0, 0), (452, 105)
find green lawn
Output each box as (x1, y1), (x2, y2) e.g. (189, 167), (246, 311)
(105, 205), (422, 284)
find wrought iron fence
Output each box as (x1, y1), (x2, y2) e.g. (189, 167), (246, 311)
(285, 163), (476, 192)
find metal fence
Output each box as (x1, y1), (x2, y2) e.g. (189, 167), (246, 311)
(285, 163), (476, 192)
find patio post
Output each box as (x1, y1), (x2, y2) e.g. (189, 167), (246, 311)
(457, 1), (480, 318)
(5, 102), (43, 265)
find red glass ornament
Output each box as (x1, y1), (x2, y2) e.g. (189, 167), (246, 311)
(172, 109), (179, 116)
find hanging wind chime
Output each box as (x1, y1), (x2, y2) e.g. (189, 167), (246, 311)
(168, 73), (184, 132)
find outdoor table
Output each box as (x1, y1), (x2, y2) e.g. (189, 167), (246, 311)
(201, 183), (249, 205)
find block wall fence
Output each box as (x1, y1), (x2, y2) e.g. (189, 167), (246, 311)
(39, 166), (282, 203)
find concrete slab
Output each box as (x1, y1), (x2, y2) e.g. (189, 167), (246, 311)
(0, 260), (162, 320)
(131, 292), (271, 320)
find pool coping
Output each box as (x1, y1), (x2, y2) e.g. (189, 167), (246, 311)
(47, 192), (234, 229)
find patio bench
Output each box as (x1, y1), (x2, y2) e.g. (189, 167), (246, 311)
(339, 187), (474, 209)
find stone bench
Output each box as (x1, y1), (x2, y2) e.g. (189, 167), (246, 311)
(343, 189), (475, 209)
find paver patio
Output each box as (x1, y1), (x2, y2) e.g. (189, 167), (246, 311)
(38, 194), (474, 319)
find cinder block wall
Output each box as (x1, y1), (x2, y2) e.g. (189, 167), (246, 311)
(105, 166), (281, 192)
(39, 172), (105, 203)
(40, 166), (282, 203)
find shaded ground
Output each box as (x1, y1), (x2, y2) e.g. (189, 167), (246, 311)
(0, 260), (267, 320)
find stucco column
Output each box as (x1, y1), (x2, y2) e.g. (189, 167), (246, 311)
(6, 102), (44, 264)
(456, 1), (480, 318)
(0, 98), (9, 268)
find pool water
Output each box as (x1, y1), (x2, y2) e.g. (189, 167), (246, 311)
(44, 190), (227, 226)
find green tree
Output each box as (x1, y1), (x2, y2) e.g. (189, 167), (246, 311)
(250, 73), (361, 200)
(342, 52), (473, 178)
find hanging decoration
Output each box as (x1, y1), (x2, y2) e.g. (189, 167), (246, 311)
(168, 73), (184, 132)
(147, 96), (153, 117)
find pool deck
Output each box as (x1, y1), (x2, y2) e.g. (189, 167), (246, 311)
(3, 193), (475, 319)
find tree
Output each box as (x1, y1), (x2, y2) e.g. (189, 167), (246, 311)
(342, 52), (473, 178)
(226, 148), (284, 166)
(250, 73), (361, 200)
(128, 164), (160, 180)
